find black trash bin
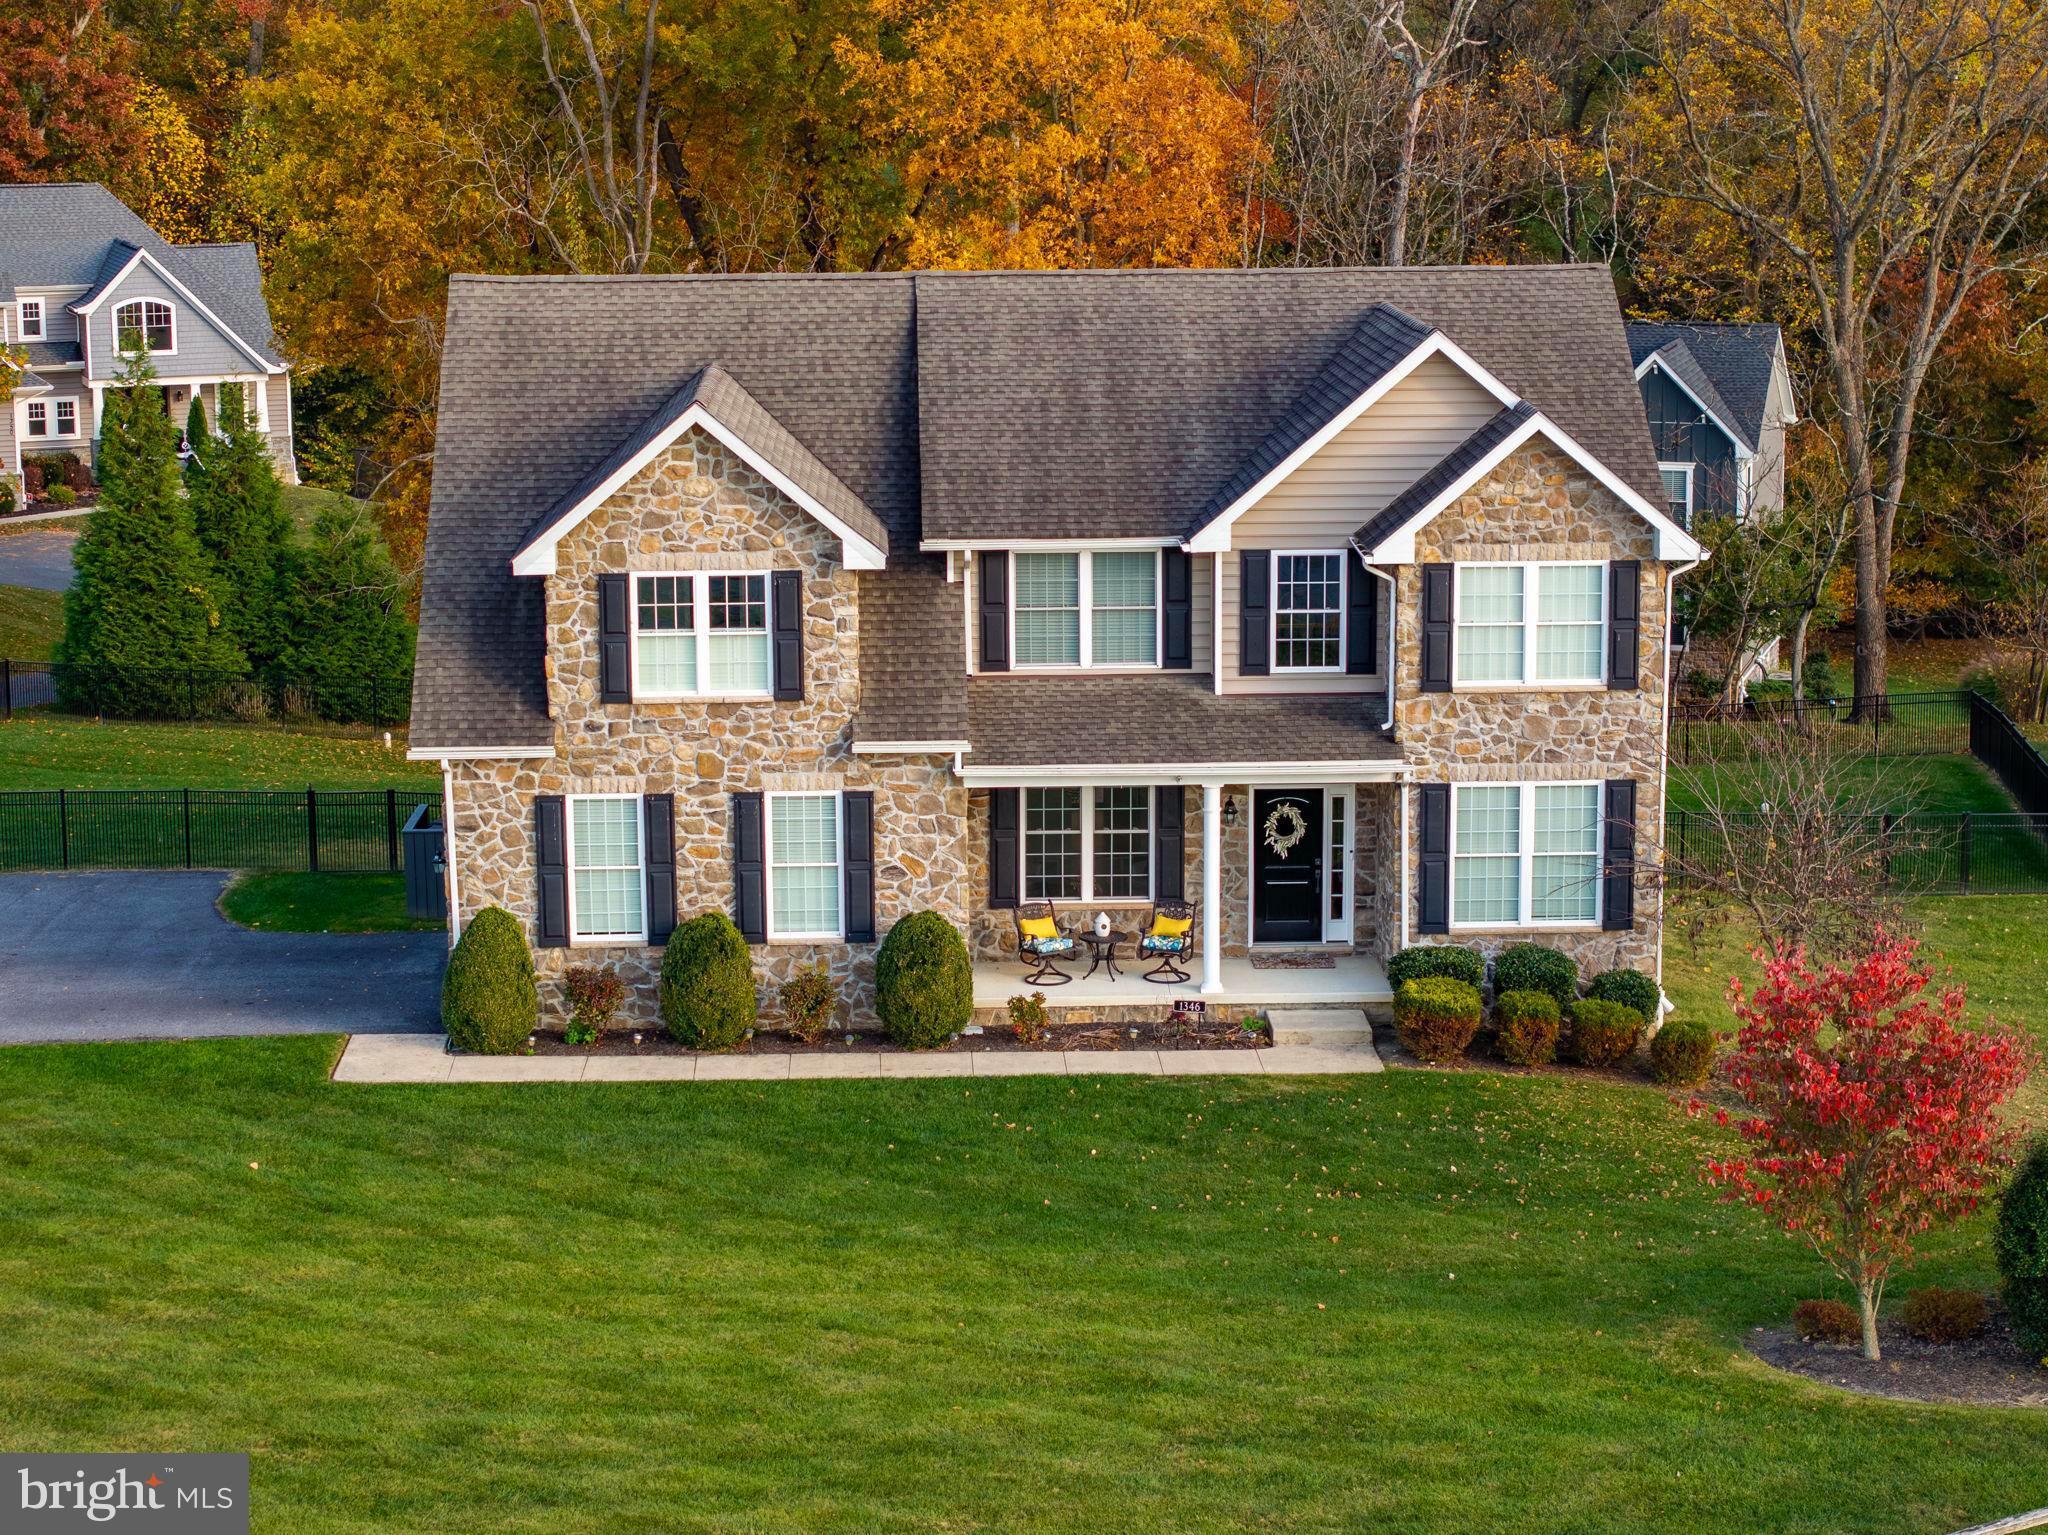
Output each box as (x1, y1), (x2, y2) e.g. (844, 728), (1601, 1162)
(400, 801), (448, 921)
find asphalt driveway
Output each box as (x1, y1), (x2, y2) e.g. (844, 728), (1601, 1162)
(0, 872), (444, 1043)
(0, 528), (80, 590)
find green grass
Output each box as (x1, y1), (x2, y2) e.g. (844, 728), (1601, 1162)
(1666, 750), (2013, 815)
(219, 871), (442, 932)
(280, 483), (368, 535)
(0, 715), (438, 790)
(0, 512), (91, 537)
(0, 583), (63, 660)
(0, 1037), (2042, 1534)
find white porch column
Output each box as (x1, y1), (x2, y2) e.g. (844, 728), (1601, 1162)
(1201, 783), (1224, 994)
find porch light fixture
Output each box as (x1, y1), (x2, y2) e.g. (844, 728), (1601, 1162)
(1223, 795), (1239, 828)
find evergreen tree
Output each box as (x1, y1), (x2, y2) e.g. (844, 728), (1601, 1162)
(181, 393), (210, 479)
(274, 498), (415, 723)
(54, 355), (245, 716)
(188, 385), (291, 670)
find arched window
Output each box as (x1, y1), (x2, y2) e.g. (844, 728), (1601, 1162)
(114, 299), (175, 355)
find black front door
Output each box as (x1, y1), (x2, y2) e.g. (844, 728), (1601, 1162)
(1251, 789), (1323, 944)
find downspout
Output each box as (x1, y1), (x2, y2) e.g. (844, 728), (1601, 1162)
(1357, 554), (1399, 732)
(441, 762), (462, 949)
(1656, 556), (1703, 1003)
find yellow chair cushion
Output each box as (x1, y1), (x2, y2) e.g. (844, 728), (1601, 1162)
(1149, 913), (1193, 940)
(1019, 915), (1059, 942)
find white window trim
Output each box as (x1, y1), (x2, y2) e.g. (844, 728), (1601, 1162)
(764, 789), (845, 942)
(1448, 780), (1604, 932)
(1270, 550), (1348, 674)
(22, 395), (83, 442)
(627, 569), (775, 701)
(113, 298), (177, 358)
(1658, 461), (1694, 529)
(1452, 560), (1607, 690)
(17, 298), (43, 340)
(1022, 786), (1155, 905)
(565, 792), (649, 947)
(1008, 550), (1164, 671)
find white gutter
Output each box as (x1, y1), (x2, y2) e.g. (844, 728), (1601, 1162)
(956, 760), (1408, 789)
(851, 740), (972, 755)
(407, 746), (556, 762)
(1358, 552), (1400, 731)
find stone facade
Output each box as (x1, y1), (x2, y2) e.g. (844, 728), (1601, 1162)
(446, 427), (969, 1029)
(1388, 441), (1667, 974)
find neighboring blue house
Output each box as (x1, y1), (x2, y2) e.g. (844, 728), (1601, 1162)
(1624, 321), (1796, 529)
(0, 183), (295, 499)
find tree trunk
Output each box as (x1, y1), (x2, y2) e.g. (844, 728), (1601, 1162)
(1789, 608), (1813, 722)
(1857, 1279), (1881, 1362)
(1386, 88), (1424, 266)
(1850, 485), (1888, 715)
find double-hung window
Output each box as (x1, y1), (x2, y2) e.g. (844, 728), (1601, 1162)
(767, 792), (842, 939)
(631, 572), (771, 697)
(1451, 783), (1602, 928)
(1011, 551), (1160, 668)
(17, 299), (42, 340)
(1454, 562), (1605, 686)
(24, 401), (47, 439)
(1659, 463), (1693, 529)
(1021, 786), (1151, 902)
(1273, 552), (1344, 671)
(568, 794), (645, 943)
(53, 399), (76, 438)
(114, 299), (174, 355)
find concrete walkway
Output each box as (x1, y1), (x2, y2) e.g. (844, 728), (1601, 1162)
(334, 1031), (1384, 1083)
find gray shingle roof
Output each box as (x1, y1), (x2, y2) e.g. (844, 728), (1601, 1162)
(0, 184), (282, 364)
(23, 341), (81, 369)
(1624, 322), (1783, 451)
(965, 674), (1398, 768)
(1354, 401), (1537, 552)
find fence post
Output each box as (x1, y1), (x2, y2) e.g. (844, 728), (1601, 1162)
(58, 787), (69, 869)
(1959, 812), (1973, 895)
(306, 786), (319, 874)
(183, 787), (193, 869)
(386, 788), (399, 871)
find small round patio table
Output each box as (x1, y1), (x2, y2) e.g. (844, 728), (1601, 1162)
(1078, 932), (1124, 982)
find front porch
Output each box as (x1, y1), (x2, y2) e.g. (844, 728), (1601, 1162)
(971, 950), (1393, 1026)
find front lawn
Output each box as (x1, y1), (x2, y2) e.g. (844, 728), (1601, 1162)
(0, 1037), (2041, 1533)
(0, 583), (64, 660)
(0, 715), (438, 790)
(218, 871), (443, 932)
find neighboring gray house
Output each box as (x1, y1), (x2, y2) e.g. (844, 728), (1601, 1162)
(1625, 322), (1796, 528)
(0, 183), (295, 498)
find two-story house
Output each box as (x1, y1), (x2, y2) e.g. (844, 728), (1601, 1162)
(1, 183), (296, 499)
(412, 267), (1703, 1030)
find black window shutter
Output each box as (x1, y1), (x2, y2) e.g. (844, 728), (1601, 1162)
(731, 791), (765, 943)
(536, 794), (568, 948)
(1153, 786), (1185, 901)
(598, 573), (631, 704)
(644, 793), (676, 944)
(1603, 779), (1637, 931)
(1607, 560), (1641, 689)
(771, 569), (804, 700)
(1420, 563), (1453, 693)
(1161, 549), (1193, 669)
(988, 788), (1020, 908)
(1346, 559), (1377, 675)
(1239, 549), (1270, 676)
(843, 790), (876, 942)
(1417, 784), (1450, 935)
(979, 551), (1010, 672)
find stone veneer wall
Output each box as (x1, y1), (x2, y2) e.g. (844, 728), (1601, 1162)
(1389, 441), (1667, 975)
(446, 426), (969, 1029)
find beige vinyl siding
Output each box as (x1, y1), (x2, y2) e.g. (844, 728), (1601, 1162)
(1220, 353), (1498, 693)
(963, 549), (1213, 676)
(264, 371), (297, 483)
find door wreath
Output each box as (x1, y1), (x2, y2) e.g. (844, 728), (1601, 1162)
(1262, 801), (1308, 860)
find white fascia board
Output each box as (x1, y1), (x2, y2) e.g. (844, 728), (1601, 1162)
(1184, 331), (1521, 554)
(510, 401), (888, 577)
(71, 246), (283, 376)
(921, 536), (1176, 553)
(1633, 352), (1750, 458)
(957, 760), (1408, 789)
(850, 740), (972, 755)
(406, 745), (557, 761)
(1365, 412), (1706, 565)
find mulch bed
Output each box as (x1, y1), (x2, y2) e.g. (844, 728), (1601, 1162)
(529, 1015), (1272, 1057)
(1748, 1303), (2048, 1408)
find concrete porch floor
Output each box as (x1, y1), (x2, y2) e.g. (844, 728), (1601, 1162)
(971, 951), (1392, 1012)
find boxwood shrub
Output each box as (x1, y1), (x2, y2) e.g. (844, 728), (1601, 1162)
(1565, 998), (1644, 1067)
(1386, 943), (1484, 991)
(1493, 989), (1560, 1066)
(1588, 967), (1660, 1023)
(1492, 942), (1578, 1008)
(1649, 1018), (1716, 1086)
(660, 912), (757, 1050)
(1393, 977), (1482, 1063)
(875, 910), (973, 1049)
(441, 905), (537, 1054)
(1995, 1136), (2048, 1360)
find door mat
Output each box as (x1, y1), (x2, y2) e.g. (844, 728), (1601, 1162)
(1248, 952), (1338, 970)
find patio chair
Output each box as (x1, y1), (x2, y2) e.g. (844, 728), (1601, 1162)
(1139, 900), (1196, 984)
(1013, 901), (1075, 986)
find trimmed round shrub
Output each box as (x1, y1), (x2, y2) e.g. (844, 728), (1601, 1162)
(875, 910), (973, 1049)
(659, 912), (757, 1050)
(1793, 1298), (1860, 1345)
(1492, 943), (1579, 1009)
(1649, 1018), (1717, 1086)
(1565, 998), (1645, 1067)
(1493, 989), (1560, 1066)
(1995, 1135), (2048, 1361)
(1387, 943), (1484, 991)
(441, 906), (537, 1054)
(1901, 1286), (1989, 1345)
(1393, 977), (1482, 1064)
(1587, 967), (1660, 1024)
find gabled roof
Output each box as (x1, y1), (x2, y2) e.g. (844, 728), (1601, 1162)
(510, 362), (889, 576)
(1354, 402), (1535, 551)
(1625, 322), (1788, 452)
(14, 369), (49, 394)
(76, 240), (139, 309)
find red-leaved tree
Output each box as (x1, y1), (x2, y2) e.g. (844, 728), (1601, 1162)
(1701, 933), (2031, 1360)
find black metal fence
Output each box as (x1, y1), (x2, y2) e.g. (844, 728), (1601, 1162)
(0, 788), (442, 873)
(1668, 808), (2048, 896)
(1670, 690), (1977, 765)
(1968, 690), (2048, 817)
(0, 658), (411, 728)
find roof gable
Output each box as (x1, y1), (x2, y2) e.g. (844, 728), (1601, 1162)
(1624, 321), (1788, 448)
